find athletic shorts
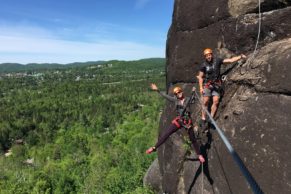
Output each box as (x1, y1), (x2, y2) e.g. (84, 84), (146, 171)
(203, 87), (220, 97)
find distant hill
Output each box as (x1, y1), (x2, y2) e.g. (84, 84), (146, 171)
(0, 61), (105, 73)
(0, 58), (165, 73)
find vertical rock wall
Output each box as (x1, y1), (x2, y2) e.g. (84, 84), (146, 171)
(145, 0), (291, 194)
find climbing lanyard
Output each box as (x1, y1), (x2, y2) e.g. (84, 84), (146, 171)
(253, 0), (262, 58)
(201, 163), (204, 194)
(249, 0), (262, 63)
(194, 90), (264, 194)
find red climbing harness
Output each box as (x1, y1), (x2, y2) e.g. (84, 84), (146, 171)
(204, 79), (222, 89)
(172, 116), (192, 129)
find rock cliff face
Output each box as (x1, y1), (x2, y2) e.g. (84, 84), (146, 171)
(145, 1), (291, 193)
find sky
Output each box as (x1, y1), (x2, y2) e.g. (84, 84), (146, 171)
(0, 0), (174, 64)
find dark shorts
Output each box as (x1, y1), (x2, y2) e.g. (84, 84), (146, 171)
(203, 87), (220, 97)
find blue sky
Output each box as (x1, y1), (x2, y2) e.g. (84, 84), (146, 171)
(0, 0), (174, 64)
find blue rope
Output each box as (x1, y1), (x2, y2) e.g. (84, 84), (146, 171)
(194, 90), (264, 194)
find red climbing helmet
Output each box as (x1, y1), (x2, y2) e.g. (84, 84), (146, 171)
(173, 87), (182, 95)
(203, 48), (213, 56)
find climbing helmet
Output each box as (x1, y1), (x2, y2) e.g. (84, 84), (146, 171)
(173, 87), (182, 95)
(203, 48), (213, 56)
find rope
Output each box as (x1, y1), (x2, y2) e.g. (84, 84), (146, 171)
(213, 140), (233, 193)
(194, 90), (264, 194)
(201, 163), (204, 194)
(253, 0), (261, 56)
(249, 0), (262, 62)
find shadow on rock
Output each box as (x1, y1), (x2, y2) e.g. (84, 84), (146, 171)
(186, 131), (214, 194)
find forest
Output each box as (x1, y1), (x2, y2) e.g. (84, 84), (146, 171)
(0, 58), (166, 194)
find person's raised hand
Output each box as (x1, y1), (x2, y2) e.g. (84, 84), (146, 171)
(241, 54), (247, 59)
(150, 83), (158, 91)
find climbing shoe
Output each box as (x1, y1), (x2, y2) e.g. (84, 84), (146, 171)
(208, 121), (215, 130)
(208, 177), (214, 185)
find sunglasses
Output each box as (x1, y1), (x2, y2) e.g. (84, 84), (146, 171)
(175, 91), (182, 95)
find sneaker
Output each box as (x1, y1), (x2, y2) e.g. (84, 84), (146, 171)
(209, 178), (214, 185)
(208, 121), (215, 130)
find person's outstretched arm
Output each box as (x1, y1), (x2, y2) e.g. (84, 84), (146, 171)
(150, 83), (176, 102)
(223, 54), (247, 64)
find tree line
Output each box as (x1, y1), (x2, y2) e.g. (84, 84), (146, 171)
(0, 59), (165, 193)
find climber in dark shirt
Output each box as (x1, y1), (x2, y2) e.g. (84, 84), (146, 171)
(197, 48), (246, 127)
(146, 83), (205, 163)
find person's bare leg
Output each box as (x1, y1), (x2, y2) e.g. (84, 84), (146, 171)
(211, 95), (220, 118)
(202, 96), (210, 120)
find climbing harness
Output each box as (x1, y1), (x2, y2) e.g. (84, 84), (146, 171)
(221, 75), (227, 82)
(194, 90), (264, 194)
(174, 90), (196, 129)
(204, 79), (222, 91)
(172, 115), (192, 129)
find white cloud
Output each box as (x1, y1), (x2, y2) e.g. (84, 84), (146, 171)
(0, 21), (165, 64)
(0, 35), (164, 64)
(0, 23), (55, 39)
